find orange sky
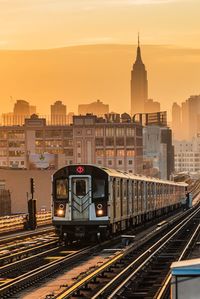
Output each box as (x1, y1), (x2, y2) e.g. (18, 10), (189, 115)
(0, 44), (199, 116)
(0, 0), (199, 116)
(0, 0), (199, 49)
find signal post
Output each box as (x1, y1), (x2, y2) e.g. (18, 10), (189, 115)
(27, 178), (37, 230)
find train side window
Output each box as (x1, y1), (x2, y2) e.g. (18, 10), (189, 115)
(76, 180), (86, 196)
(56, 179), (68, 200)
(93, 179), (105, 198)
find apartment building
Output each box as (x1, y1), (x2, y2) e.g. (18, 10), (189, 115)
(0, 113), (143, 174)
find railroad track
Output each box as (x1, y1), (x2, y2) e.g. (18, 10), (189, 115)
(0, 226), (55, 245)
(52, 204), (200, 299)
(0, 205), (199, 299)
(0, 236), (58, 267)
(0, 237), (123, 299)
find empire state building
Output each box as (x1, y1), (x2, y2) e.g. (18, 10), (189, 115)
(131, 36), (148, 116)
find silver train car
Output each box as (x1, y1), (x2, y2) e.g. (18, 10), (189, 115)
(52, 165), (188, 242)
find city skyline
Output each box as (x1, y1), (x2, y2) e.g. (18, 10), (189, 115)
(0, 0), (199, 117)
(0, 44), (200, 117)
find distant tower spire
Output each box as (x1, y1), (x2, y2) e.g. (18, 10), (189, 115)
(130, 34), (148, 116)
(136, 32), (142, 62)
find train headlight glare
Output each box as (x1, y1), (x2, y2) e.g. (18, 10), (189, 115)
(97, 209), (103, 216)
(57, 209), (64, 216)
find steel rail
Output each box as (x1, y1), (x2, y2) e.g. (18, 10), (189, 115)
(0, 240), (59, 274)
(0, 226), (54, 244)
(53, 206), (200, 299)
(90, 205), (200, 299)
(155, 222), (200, 299)
(0, 242), (107, 298)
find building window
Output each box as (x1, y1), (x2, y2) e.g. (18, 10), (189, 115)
(106, 138), (114, 146)
(118, 160), (123, 165)
(105, 127), (114, 137)
(116, 127), (124, 137)
(136, 127), (142, 136)
(95, 138), (104, 146)
(126, 138), (135, 146)
(63, 139), (73, 147)
(45, 130), (61, 138)
(64, 149), (73, 156)
(117, 150), (125, 156)
(95, 128), (104, 137)
(35, 130), (43, 138)
(0, 150), (7, 157)
(35, 140), (44, 147)
(106, 149), (114, 157)
(126, 127), (135, 137)
(128, 160), (133, 165)
(96, 149), (104, 157)
(8, 130), (24, 139)
(63, 130), (73, 137)
(0, 131), (7, 139)
(108, 160), (112, 166)
(97, 160), (102, 165)
(127, 150), (135, 157)
(45, 140), (62, 147)
(116, 137), (124, 146)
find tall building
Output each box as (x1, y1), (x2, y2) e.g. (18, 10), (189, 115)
(51, 100), (67, 125)
(2, 100), (36, 126)
(73, 114), (143, 174)
(78, 99), (109, 117)
(171, 95), (200, 141)
(172, 102), (181, 140)
(142, 112), (174, 179)
(174, 136), (200, 175)
(14, 100), (30, 115)
(131, 35), (148, 116)
(188, 95), (200, 139)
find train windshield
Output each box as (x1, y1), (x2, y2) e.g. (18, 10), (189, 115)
(75, 180), (86, 196)
(93, 179), (105, 198)
(56, 179), (68, 200)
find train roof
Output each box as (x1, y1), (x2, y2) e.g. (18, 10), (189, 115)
(99, 166), (188, 186)
(54, 164), (188, 187)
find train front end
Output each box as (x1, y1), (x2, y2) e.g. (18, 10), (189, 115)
(52, 165), (109, 242)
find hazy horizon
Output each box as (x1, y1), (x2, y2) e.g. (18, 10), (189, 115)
(0, 43), (199, 118)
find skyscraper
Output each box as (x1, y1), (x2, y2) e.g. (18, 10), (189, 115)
(51, 100), (67, 125)
(172, 102), (181, 140)
(131, 35), (148, 116)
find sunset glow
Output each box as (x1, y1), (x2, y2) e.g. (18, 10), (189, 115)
(0, 0), (199, 115)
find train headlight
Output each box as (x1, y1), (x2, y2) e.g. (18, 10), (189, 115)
(57, 209), (64, 216)
(96, 203), (103, 216)
(97, 209), (103, 216)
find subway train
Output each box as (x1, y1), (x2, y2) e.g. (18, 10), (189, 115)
(52, 164), (188, 242)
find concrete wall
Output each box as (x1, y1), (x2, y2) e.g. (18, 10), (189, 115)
(0, 169), (54, 213)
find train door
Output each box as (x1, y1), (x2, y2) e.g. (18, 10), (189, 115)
(70, 177), (90, 221)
